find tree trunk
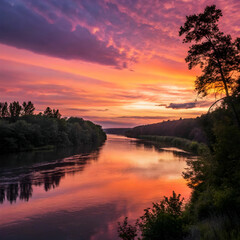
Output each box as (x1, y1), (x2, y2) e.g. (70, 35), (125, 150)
(208, 37), (240, 127)
(218, 62), (240, 128)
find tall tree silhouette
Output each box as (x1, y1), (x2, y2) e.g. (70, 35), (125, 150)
(179, 5), (240, 126)
(0, 102), (9, 118)
(52, 109), (61, 119)
(9, 101), (22, 121)
(22, 101), (35, 115)
(44, 107), (53, 117)
(44, 107), (61, 118)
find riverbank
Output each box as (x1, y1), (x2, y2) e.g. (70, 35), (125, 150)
(135, 135), (208, 155)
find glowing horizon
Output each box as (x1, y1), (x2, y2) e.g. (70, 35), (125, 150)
(0, 0), (239, 128)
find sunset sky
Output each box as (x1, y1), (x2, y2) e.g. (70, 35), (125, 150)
(0, 0), (239, 128)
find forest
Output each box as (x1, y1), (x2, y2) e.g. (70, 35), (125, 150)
(0, 101), (106, 153)
(125, 118), (207, 144)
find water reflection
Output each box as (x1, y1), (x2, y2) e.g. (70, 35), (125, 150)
(134, 138), (191, 158)
(0, 135), (193, 240)
(0, 144), (102, 204)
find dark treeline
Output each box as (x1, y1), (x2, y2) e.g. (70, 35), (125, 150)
(0, 101), (106, 153)
(104, 128), (131, 135)
(125, 118), (208, 144)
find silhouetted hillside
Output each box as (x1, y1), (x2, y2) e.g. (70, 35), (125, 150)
(104, 128), (131, 135)
(126, 118), (208, 143)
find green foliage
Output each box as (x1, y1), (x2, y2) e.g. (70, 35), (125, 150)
(118, 217), (138, 240)
(189, 214), (240, 240)
(118, 192), (186, 240)
(126, 118), (208, 144)
(0, 101), (106, 153)
(138, 135), (207, 155)
(182, 95), (240, 237)
(139, 192), (185, 240)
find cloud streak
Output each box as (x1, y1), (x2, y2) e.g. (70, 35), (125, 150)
(118, 116), (169, 120)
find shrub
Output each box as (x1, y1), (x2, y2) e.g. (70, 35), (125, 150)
(118, 192), (186, 240)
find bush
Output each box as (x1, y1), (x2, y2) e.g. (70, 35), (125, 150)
(118, 217), (138, 240)
(118, 192), (186, 240)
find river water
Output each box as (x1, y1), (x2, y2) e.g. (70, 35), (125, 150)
(0, 134), (192, 240)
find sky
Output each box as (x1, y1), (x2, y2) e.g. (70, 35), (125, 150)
(0, 0), (239, 128)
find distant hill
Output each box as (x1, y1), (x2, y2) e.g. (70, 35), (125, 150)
(125, 118), (208, 144)
(104, 128), (131, 135)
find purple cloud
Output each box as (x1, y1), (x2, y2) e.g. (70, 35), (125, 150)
(0, 0), (239, 69)
(0, 0), (127, 68)
(118, 116), (169, 120)
(166, 101), (211, 109)
(167, 102), (196, 109)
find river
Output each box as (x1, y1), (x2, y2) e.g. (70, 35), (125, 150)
(0, 134), (192, 240)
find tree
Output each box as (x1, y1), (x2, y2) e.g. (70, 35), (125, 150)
(118, 217), (138, 240)
(0, 103), (4, 118)
(179, 5), (240, 126)
(43, 107), (61, 118)
(9, 101), (22, 121)
(52, 109), (61, 119)
(22, 101), (35, 115)
(44, 107), (53, 117)
(0, 102), (9, 118)
(118, 192), (186, 240)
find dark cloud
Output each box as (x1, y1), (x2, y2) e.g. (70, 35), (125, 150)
(95, 120), (135, 128)
(96, 109), (109, 112)
(68, 108), (108, 112)
(118, 116), (169, 119)
(167, 102), (196, 109)
(0, 0), (127, 68)
(166, 101), (211, 109)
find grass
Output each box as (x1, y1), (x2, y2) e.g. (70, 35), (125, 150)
(32, 145), (55, 151)
(187, 213), (240, 240)
(137, 135), (208, 155)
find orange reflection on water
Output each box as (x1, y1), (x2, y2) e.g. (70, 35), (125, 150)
(0, 135), (192, 240)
